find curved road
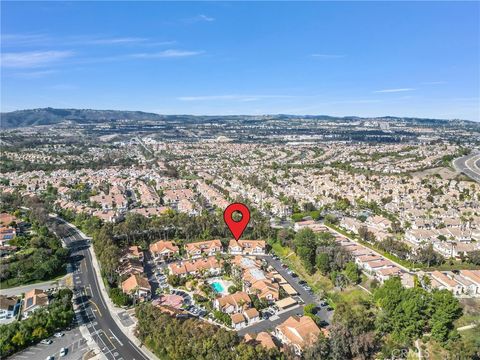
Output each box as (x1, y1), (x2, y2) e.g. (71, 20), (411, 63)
(52, 217), (151, 360)
(453, 151), (480, 183)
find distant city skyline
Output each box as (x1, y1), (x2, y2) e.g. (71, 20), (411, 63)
(1, 1), (479, 121)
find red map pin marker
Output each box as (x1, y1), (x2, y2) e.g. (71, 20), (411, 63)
(223, 203), (250, 240)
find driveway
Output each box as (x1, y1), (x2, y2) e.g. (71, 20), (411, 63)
(11, 328), (87, 360)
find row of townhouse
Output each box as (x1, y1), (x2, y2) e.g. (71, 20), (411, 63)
(168, 257), (223, 277)
(149, 239), (266, 262)
(335, 237), (412, 286)
(428, 270), (480, 297)
(118, 246), (152, 301)
(405, 228), (477, 246)
(340, 216), (390, 241)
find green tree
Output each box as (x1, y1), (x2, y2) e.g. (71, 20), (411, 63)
(343, 262), (360, 284)
(429, 290), (462, 344)
(294, 228), (318, 273)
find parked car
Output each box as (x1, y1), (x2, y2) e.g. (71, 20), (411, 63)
(45, 356), (54, 360)
(176, 313), (190, 319)
(53, 332), (64, 338)
(60, 347), (67, 357)
(40, 339), (53, 345)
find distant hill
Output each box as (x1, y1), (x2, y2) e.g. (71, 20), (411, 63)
(0, 107), (477, 129)
(0, 108), (165, 129)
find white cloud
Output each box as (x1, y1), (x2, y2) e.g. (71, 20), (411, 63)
(83, 36), (148, 45)
(0, 50), (74, 68)
(185, 14), (215, 23)
(420, 81), (447, 85)
(198, 14), (215, 22)
(177, 94), (296, 102)
(311, 54), (345, 59)
(374, 88), (415, 93)
(8, 69), (58, 78)
(130, 50), (204, 58)
(1, 33), (51, 46)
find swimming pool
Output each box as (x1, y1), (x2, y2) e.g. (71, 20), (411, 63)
(211, 281), (225, 293)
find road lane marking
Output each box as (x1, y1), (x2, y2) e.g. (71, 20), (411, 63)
(109, 329), (124, 346)
(88, 299), (103, 316)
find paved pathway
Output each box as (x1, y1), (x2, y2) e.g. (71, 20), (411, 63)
(458, 323), (478, 331)
(0, 275), (69, 296)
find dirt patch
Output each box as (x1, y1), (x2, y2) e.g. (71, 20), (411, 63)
(411, 166), (458, 180)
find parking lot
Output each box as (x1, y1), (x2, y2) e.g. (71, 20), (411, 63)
(11, 328), (87, 360)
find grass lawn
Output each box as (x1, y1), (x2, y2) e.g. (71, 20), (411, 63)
(455, 298), (480, 328)
(270, 242), (333, 294)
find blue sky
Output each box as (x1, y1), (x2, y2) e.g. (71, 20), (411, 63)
(1, 1), (479, 120)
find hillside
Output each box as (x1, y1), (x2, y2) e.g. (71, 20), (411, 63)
(0, 107), (477, 129)
(0, 108), (165, 129)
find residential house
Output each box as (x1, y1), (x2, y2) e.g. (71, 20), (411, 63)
(168, 257), (222, 277)
(23, 289), (49, 318)
(121, 274), (151, 301)
(275, 316), (321, 355)
(244, 307), (260, 325)
(149, 240), (179, 262)
(228, 239), (266, 255)
(231, 313), (246, 330)
(244, 332), (277, 350)
(0, 295), (19, 321)
(185, 240), (222, 259)
(214, 291), (251, 314)
(430, 271), (464, 296)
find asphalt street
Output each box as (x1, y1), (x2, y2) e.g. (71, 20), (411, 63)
(453, 151), (480, 183)
(53, 217), (150, 360)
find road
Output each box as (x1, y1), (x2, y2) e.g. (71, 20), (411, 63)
(453, 151), (480, 183)
(11, 328), (87, 360)
(53, 217), (151, 360)
(0, 275), (69, 297)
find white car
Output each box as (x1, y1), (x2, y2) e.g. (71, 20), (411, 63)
(45, 356), (54, 360)
(53, 332), (64, 338)
(40, 339), (53, 345)
(60, 347), (67, 357)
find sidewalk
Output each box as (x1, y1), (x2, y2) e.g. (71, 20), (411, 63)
(0, 275), (69, 296)
(79, 325), (106, 360)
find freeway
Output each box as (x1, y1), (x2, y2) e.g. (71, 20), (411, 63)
(453, 151), (480, 183)
(52, 217), (151, 360)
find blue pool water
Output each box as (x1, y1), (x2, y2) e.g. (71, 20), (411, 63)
(211, 281), (225, 293)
